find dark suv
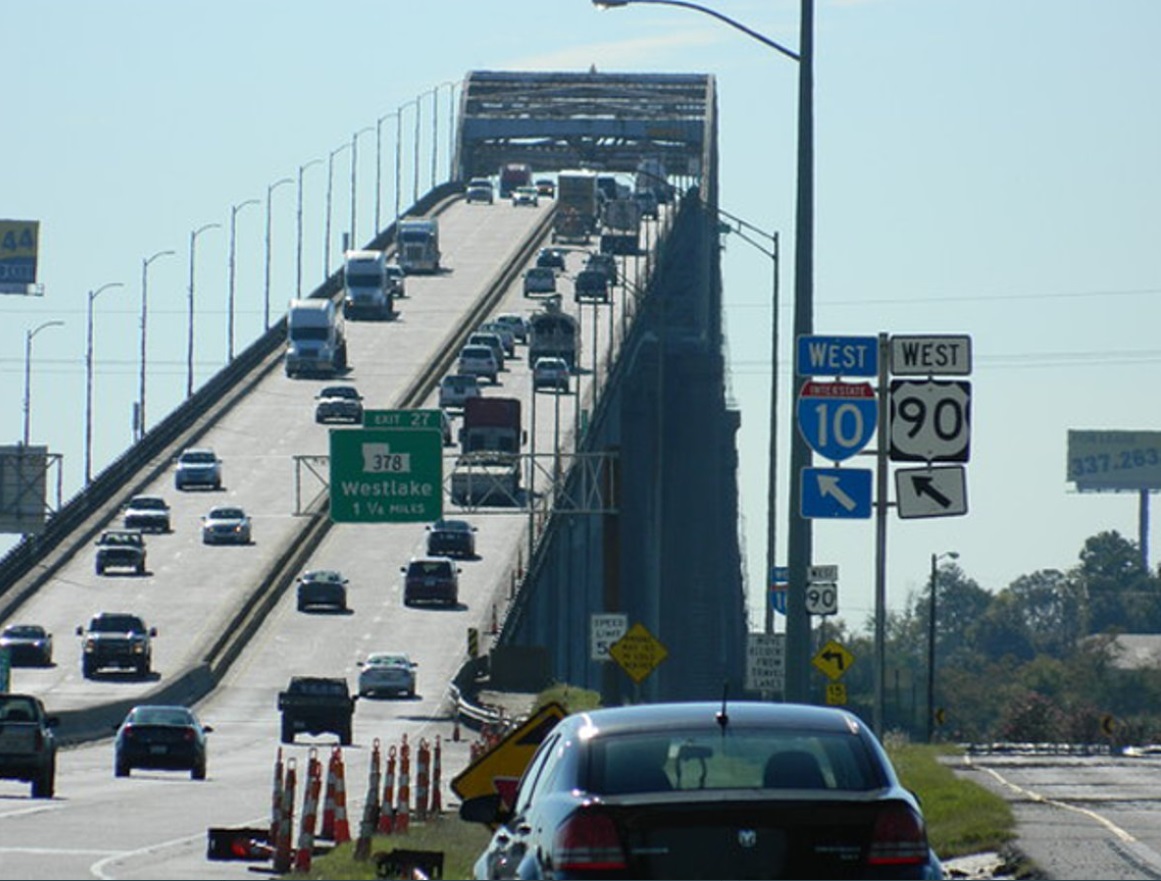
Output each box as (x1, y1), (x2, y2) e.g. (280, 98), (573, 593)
(94, 530), (146, 576)
(76, 612), (157, 678)
(425, 519), (477, 559)
(401, 557), (460, 607)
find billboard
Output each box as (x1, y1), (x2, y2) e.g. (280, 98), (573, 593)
(1067, 430), (1161, 492)
(0, 220), (40, 294)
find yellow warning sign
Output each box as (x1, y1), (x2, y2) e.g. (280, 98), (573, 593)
(825, 682), (847, 706)
(812, 639), (854, 681)
(608, 622), (668, 684)
(450, 702), (567, 805)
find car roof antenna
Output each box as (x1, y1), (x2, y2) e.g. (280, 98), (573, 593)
(716, 681), (729, 731)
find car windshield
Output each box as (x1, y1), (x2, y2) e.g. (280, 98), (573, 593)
(461, 346), (492, 359)
(90, 615), (146, 634)
(210, 508), (245, 520)
(182, 451), (216, 464)
(3, 625), (45, 639)
(585, 730), (880, 795)
(368, 653), (409, 668)
(304, 570), (343, 583)
(321, 387), (358, 399)
(130, 497), (166, 510)
(102, 532), (141, 546)
(128, 706), (195, 727)
(409, 560), (452, 577)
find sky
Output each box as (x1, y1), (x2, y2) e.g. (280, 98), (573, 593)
(3, 1), (1160, 637)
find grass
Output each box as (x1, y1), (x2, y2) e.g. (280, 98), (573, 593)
(297, 741), (1018, 879)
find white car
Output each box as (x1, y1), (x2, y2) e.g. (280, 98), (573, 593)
(122, 495), (171, 533)
(457, 344), (499, 384)
(523, 267), (557, 297)
(357, 652), (418, 698)
(511, 185), (539, 207)
(201, 506), (252, 545)
(479, 321), (516, 358)
(174, 448), (222, 491)
(314, 385), (364, 424)
(533, 356), (571, 393)
(465, 178), (494, 204)
(439, 374), (482, 410)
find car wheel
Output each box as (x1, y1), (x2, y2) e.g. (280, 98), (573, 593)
(135, 562), (145, 576)
(297, 601), (306, 612)
(32, 761), (55, 798)
(339, 724), (353, 746)
(137, 660), (150, 677)
(280, 719), (295, 744)
(82, 658), (95, 679)
(95, 562), (104, 575)
(115, 757), (130, 778)
(406, 687), (415, 699)
(192, 761), (207, 781)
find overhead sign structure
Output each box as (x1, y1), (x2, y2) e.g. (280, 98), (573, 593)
(801, 468), (872, 519)
(746, 633), (785, 693)
(895, 466), (968, 519)
(450, 702), (567, 806)
(0, 220), (39, 294)
(1067, 430), (1161, 492)
(329, 428), (443, 523)
(796, 335), (879, 377)
(812, 640), (855, 681)
(889, 379), (971, 463)
(889, 335), (972, 376)
(590, 613), (629, 661)
(609, 622), (669, 684)
(796, 380), (878, 462)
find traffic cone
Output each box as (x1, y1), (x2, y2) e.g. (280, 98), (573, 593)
(354, 740), (382, 862)
(332, 747), (351, 843)
(431, 736), (443, 815)
(320, 749), (338, 840)
(378, 745), (397, 834)
(294, 756), (322, 873)
(415, 739), (430, 821)
(270, 748), (284, 845)
(490, 603), (498, 634)
(453, 710), (461, 742)
(272, 758), (296, 874)
(397, 736), (411, 834)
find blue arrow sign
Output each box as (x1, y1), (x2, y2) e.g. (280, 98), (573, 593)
(796, 381), (878, 462)
(801, 468), (873, 519)
(797, 335), (878, 377)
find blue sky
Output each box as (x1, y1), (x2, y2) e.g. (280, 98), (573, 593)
(3, 1), (1160, 635)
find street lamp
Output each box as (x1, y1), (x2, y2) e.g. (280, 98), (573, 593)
(326, 142), (352, 278)
(928, 551), (959, 742)
(228, 199), (260, 361)
(437, 80), (458, 182)
(265, 178), (294, 330)
(375, 113), (398, 234)
(593, 0), (815, 702)
(24, 319), (65, 447)
(187, 223), (221, 398)
(297, 158), (323, 298)
(85, 283), (124, 484)
(350, 127), (373, 249)
(139, 249), (175, 440)
(395, 99), (420, 228)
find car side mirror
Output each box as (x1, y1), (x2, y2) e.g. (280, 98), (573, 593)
(150, 627), (158, 637)
(203, 725), (214, 734)
(75, 626), (83, 637)
(45, 715), (60, 728)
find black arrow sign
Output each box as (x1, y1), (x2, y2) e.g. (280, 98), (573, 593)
(821, 649), (846, 670)
(911, 475), (952, 508)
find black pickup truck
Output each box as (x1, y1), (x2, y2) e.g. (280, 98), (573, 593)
(0, 693), (58, 798)
(277, 676), (356, 745)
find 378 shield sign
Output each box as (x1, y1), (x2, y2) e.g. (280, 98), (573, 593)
(889, 379), (971, 462)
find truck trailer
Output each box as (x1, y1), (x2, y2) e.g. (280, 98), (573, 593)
(285, 298), (348, 377)
(553, 170), (599, 244)
(459, 396), (524, 454)
(342, 249), (395, 320)
(396, 219), (441, 274)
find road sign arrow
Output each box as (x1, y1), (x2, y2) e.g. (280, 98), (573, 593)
(817, 474), (856, 511)
(911, 475), (952, 508)
(821, 649), (847, 670)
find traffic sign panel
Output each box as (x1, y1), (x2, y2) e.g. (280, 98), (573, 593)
(590, 613), (628, 661)
(808, 565), (838, 583)
(812, 640), (855, 681)
(769, 586), (788, 616)
(746, 633), (785, 692)
(805, 582), (838, 616)
(451, 702), (567, 805)
(364, 408), (444, 430)
(796, 380), (878, 462)
(895, 465), (968, 518)
(801, 468), (872, 519)
(797, 335), (879, 377)
(609, 623), (669, 684)
(889, 379), (971, 462)
(889, 335), (972, 376)
(329, 428), (443, 523)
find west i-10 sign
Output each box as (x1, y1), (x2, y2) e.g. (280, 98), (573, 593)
(796, 380), (878, 462)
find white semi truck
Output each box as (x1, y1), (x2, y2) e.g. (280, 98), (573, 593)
(284, 298), (348, 377)
(341, 249), (395, 320)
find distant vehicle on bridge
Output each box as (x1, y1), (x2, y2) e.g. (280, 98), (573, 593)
(528, 299), (581, 370)
(498, 162), (533, 198)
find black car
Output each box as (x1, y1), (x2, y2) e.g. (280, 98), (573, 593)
(0, 624), (53, 666)
(296, 569), (349, 612)
(536, 247), (567, 273)
(114, 704), (212, 780)
(461, 701), (943, 880)
(425, 518), (477, 559)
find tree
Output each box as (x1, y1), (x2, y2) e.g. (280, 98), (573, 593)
(1077, 531), (1161, 633)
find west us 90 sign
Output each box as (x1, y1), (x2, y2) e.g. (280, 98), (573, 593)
(889, 379), (971, 462)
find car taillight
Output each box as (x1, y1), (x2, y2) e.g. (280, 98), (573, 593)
(866, 804), (929, 866)
(123, 726), (137, 740)
(554, 809), (627, 872)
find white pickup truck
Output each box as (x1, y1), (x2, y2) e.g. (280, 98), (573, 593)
(0, 693), (58, 798)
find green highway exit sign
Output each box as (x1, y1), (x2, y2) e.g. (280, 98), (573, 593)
(329, 426), (443, 523)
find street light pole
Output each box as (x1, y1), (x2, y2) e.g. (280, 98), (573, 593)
(264, 178), (294, 330)
(297, 159), (323, 298)
(85, 284), (123, 485)
(928, 550), (958, 742)
(24, 319), (65, 448)
(187, 223), (221, 398)
(375, 113), (397, 235)
(395, 99), (419, 228)
(594, 0), (813, 696)
(139, 249), (175, 440)
(326, 143), (352, 280)
(228, 199), (260, 361)
(351, 127), (373, 249)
